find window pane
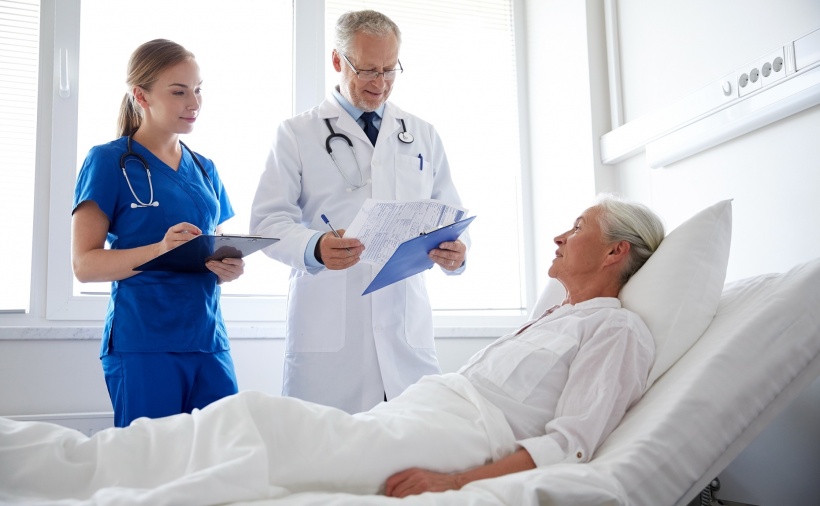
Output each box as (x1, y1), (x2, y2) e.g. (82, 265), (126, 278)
(74, 0), (293, 298)
(325, 0), (524, 311)
(0, 0), (39, 312)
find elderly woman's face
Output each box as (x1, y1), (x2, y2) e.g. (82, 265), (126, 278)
(548, 206), (610, 284)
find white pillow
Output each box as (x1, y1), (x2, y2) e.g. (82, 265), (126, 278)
(529, 277), (566, 319)
(620, 199), (732, 389)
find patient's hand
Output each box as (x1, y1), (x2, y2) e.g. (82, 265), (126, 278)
(384, 468), (462, 497)
(385, 449), (536, 497)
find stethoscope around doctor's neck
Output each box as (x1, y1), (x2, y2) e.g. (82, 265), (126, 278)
(120, 135), (214, 208)
(324, 116), (414, 192)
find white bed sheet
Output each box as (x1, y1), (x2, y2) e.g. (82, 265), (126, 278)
(2, 258), (819, 506)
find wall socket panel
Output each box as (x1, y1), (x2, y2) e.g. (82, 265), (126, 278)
(732, 26), (820, 99)
(600, 25), (820, 165)
(735, 48), (787, 97)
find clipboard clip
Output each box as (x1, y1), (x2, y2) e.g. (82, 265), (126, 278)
(419, 224), (447, 236)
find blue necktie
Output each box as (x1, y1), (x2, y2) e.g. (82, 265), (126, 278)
(360, 111), (379, 145)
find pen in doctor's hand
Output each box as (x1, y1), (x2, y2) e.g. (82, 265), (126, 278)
(321, 214), (351, 254)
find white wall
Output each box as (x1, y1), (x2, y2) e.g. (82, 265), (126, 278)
(0, 334), (491, 417)
(0, 337), (286, 416)
(598, 0), (820, 503)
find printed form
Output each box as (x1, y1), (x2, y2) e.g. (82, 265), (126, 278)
(345, 199), (467, 266)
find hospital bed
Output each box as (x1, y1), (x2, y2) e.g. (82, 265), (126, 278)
(2, 199), (819, 505)
(254, 199), (820, 506)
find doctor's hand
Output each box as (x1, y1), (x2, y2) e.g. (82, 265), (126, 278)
(429, 239), (466, 271)
(159, 222), (202, 255)
(207, 257), (245, 284)
(318, 230), (364, 270)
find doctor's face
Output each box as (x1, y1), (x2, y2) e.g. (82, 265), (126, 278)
(334, 32), (399, 112)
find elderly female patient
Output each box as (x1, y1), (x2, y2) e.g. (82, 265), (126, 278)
(0, 194), (665, 502)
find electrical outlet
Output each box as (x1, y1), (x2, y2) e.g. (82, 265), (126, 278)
(737, 66), (762, 97)
(737, 46), (789, 97)
(759, 48), (786, 86)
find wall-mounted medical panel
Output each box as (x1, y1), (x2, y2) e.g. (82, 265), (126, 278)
(795, 27), (820, 71)
(601, 26), (820, 168)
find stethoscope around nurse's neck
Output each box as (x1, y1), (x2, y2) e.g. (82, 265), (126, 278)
(323, 116), (414, 192)
(120, 135), (213, 208)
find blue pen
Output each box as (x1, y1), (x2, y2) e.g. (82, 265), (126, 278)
(418, 153), (423, 171)
(321, 214), (351, 254)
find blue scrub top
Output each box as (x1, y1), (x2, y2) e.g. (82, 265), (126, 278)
(73, 136), (235, 357)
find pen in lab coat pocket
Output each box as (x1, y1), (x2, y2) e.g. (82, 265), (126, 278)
(418, 154), (423, 171)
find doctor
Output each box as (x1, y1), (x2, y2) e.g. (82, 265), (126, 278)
(250, 10), (468, 413)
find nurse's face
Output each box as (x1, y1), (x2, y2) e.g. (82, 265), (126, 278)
(333, 32), (399, 112)
(135, 59), (203, 135)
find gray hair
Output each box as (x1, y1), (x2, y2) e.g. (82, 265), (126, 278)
(334, 10), (402, 55)
(594, 194), (665, 285)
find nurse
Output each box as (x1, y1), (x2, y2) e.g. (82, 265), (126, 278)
(72, 39), (244, 427)
(250, 10), (469, 413)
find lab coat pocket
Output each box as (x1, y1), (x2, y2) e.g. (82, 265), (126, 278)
(287, 270), (346, 352)
(395, 153), (433, 201)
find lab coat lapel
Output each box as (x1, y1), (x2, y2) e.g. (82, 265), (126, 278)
(379, 103), (404, 145)
(320, 96), (372, 147)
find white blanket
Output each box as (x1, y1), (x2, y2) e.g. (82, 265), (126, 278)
(0, 374), (516, 506)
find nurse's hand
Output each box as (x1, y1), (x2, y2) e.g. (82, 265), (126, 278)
(429, 239), (466, 271)
(207, 257), (245, 284)
(160, 222), (202, 255)
(319, 230), (364, 270)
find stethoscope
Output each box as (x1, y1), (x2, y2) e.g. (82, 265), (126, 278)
(324, 116), (414, 191)
(120, 135), (213, 208)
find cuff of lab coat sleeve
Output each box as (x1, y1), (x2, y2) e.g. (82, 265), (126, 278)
(517, 436), (572, 468)
(304, 232), (324, 272)
(444, 260), (466, 276)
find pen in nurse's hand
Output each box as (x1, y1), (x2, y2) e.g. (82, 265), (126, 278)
(321, 214), (351, 254)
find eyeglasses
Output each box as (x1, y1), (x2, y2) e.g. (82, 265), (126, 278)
(341, 53), (403, 81)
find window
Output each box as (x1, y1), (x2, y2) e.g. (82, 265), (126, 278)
(42, 0), (293, 320)
(5, 0), (533, 329)
(0, 0), (39, 312)
(71, 0), (294, 302)
(325, 0), (526, 313)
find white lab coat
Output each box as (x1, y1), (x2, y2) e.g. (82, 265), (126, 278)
(250, 91), (468, 413)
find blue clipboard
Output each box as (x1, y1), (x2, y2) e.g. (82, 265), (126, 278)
(363, 216), (475, 295)
(134, 234), (279, 273)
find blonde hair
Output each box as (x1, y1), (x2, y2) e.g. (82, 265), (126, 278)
(117, 39), (195, 137)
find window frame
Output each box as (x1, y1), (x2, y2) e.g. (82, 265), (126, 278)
(1, 0), (535, 335)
